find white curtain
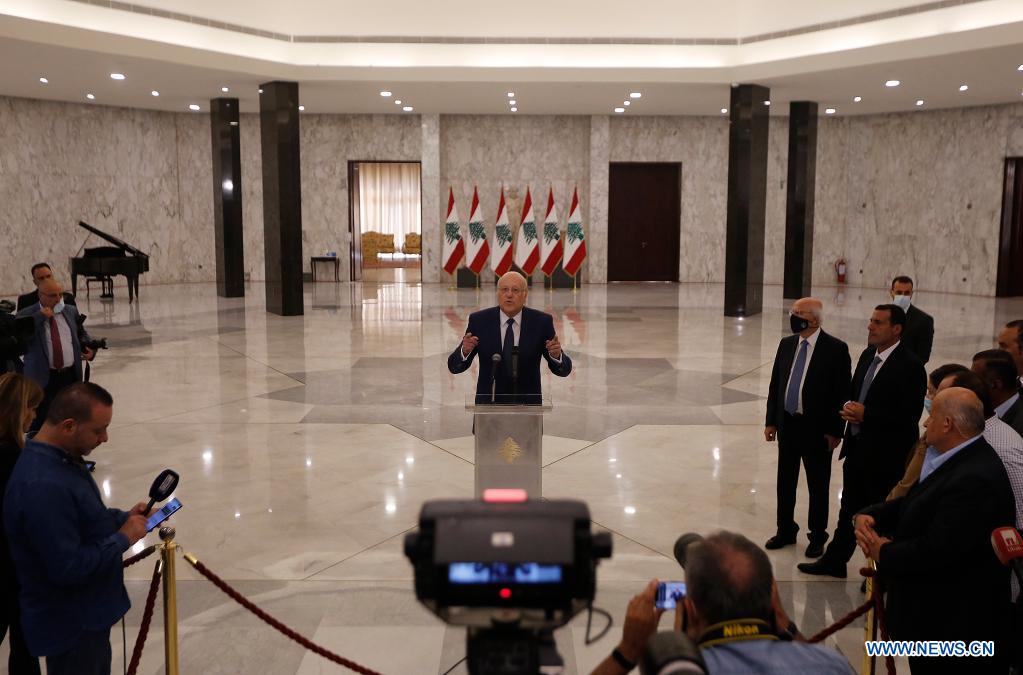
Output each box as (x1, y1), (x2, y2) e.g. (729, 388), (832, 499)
(358, 162), (421, 244)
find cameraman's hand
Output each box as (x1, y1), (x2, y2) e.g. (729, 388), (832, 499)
(118, 514), (148, 546)
(82, 346), (96, 362)
(40, 306), (54, 319)
(617, 579), (664, 663)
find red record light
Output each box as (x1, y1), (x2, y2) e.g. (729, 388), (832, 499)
(499, 587), (512, 599)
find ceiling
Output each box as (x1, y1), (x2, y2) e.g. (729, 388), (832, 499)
(0, 0), (1021, 116)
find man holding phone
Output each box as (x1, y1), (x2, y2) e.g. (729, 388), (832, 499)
(3, 382), (148, 675)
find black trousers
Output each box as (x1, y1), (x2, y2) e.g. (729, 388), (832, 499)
(46, 628), (111, 675)
(823, 438), (901, 565)
(29, 367), (78, 433)
(0, 599), (41, 675)
(776, 414), (833, 542)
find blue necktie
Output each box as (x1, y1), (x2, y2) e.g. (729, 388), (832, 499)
(784, 340), (808, 415)
(851, 355), (882, 435)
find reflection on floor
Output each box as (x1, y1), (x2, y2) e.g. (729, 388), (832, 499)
(3, 281), (1020, 674)
(359, 267), (423, 283)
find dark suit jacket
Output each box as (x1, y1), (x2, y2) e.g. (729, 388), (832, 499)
(765, 329), (851, 438)
(447, 306), (572, 404)
(901, 304), (934, 365)
(841, 343), (926, 483)
(861, 437), (1014, 654)
(999, 394), (1023, 438)
(16, 290), (75, 313)
(16, 304), (91, 388)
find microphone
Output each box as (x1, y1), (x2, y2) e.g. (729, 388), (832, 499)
(674, 533), (704, 570)
(490, 353), (502, 403)
(991, 526), (1023, 587)
(145, 469), (180, 514)
(640, 632), (707, 675)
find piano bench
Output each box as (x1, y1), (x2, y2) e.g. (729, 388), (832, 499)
(85, 276), (114, 299)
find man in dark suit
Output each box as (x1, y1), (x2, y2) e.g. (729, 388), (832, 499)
(973, 349), (1023, 437)
(798, 304), (926, 578)
(996, 319), (1023, 388)
(16, 279), (95, 430)
(764, 297), (851, 557)
(890, 275), (933, 364)
(16, 263), (77, 313)
(855, 388), (1014, 674)
(448, 271), (571, 404)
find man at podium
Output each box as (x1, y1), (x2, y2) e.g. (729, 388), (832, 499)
(448, 271), (572, 404)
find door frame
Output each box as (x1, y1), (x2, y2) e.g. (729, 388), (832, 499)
(347, 159), (423, 282)
(607, 161), (682, 282)
(997, 157), (1022, 297)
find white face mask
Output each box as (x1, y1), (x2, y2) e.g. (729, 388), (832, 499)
(891, 294), (911, 311)
(53, 299), (66, 314)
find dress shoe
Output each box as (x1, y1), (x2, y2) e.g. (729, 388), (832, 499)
(765, 533), (797, 550)
(797, 559), (847, 578)
(805, 541), (826, 558)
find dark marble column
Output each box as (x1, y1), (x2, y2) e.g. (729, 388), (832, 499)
(724, 84), (770, 317)
(210, 98), (244, 298)
(784, 101), (818, 299)
(259, 81), (303, 316)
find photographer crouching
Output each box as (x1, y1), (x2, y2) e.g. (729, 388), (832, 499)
(591, 531), (853, 675)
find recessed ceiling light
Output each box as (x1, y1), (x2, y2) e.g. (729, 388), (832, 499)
(39, 77), (48, 84)
(614, 107), (625, 113)
(885, 79), (901, 87)
(958, 84), (968, 92)
(258, 88), (264, 93)
(853, 96), (862, 102)
(720, 108), (728, 114)
(763, 100), (771, 106)
(507, 92), (515, 97)
(509, 100), (516, 105)
(110, 73), (125, 80)
(403, 106), (413, 112)
(86, 93), (95, 100)
(623, 101), (630, 106)
(825, 107), (836, 114)
(298, 105), (305, 111)
(1018, 64), (1023, 71)
(221, 86), (229, 93)
(510, 107), (518, 112)
(629, 92), (642, 98)
(151, 90), (159, 97)
(395, 100), (402, 105)
(189, 103), (200, 111)
(916, 99), (924, 106)
(380, 90), (392, 97)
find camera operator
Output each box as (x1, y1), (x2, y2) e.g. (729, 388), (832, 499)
(592, 532), (853, 675)
(0, 300), (30, 375)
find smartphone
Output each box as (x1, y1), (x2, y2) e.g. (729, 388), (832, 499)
(655, 581), (687, 610)
(145, 498), (183, 532)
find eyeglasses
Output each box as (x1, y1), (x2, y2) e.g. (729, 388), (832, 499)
(498, 287), (525, 295)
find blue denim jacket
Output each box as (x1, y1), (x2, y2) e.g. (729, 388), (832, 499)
(3, 440), (130, 656)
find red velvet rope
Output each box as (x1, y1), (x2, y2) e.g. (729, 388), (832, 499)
(807, 567), (895, 675)
(123, 545), (158, 568)
(126, 559), (162, 675)
(185, 555), (383, 675)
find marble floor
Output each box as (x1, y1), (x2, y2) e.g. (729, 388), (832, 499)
(3, 279), (1021, 674)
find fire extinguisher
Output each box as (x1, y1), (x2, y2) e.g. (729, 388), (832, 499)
(835, 257), (847, 284)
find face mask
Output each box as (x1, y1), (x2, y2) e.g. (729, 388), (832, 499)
(789, 313), (810, 334)
(53, 300), (66, 314)
(923, 397), (932, 413)
(891, 294), (911, 311)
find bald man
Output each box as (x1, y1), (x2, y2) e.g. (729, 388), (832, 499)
(16, 279), (95, 430)
(855, 388), (1014, 674)
(448, 271), (571, 404)
(764, 298), (851, 557)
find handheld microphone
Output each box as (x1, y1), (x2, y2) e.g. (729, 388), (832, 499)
(673, 533), (704, 570)
(490, 354), (502, 403)
(145, 469), (180, 514)
(991, 526), (1023, 585)
(641, 632), (707, 675)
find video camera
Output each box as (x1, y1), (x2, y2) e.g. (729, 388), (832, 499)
(405, 499), (612, 675)
(75, 314), (107, 351)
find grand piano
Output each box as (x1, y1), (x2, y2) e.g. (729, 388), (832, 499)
(70, 221), (150, 302)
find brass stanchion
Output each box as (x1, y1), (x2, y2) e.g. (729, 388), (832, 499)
(159, 526), (180, 675)
(861, 563), (877, 675)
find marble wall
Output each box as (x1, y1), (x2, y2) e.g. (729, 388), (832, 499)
(3, 95), (1022, 297)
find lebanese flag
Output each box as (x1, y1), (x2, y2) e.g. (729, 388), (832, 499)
(514, 187), (540, 275)
(563, 187), (586, 277)
(442, 188), (465, 275)
(490, 187), (514, 276)
(540, 188), (563, 276)
(465, 186), (490, 274)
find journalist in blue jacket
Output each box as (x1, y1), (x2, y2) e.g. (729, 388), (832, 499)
(448, 271), (572, 404)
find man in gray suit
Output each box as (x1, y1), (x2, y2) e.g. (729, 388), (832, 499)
(17, 279), (95, 431)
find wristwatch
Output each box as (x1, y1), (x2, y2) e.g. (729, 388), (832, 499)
(612, 647), (636, 671)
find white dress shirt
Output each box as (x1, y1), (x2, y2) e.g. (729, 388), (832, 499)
(784, 327), (820, 415)
(40, 305), (73, 370)
(869, 339), (901, 379)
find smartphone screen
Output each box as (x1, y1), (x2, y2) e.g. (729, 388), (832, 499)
(655, 581), (687, 610)
(145, 498), (183, 532)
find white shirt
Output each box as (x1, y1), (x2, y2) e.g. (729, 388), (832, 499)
(40, 305), (73, 370)
(784, 327), (820, 415)
(870, 339), (900, 378)
(460, 309), (562, 363)
(984, 416), (1023, 599)
(995, 392), (1020, 421)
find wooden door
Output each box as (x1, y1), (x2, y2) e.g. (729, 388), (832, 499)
(997, 157), (1023, 297)
(608, 163), (681, 281)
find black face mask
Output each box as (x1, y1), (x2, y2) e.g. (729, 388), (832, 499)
(789, 314), (810, 334)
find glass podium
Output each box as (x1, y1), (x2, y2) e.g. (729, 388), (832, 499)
(466, 394), (552, 499)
